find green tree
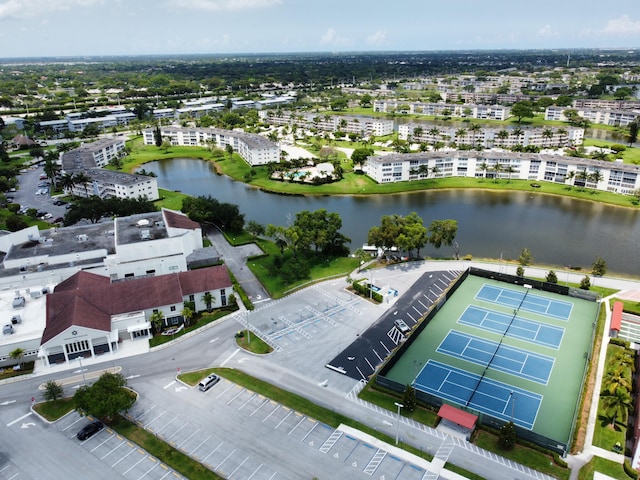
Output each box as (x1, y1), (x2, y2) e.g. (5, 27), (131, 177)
(149, 310), (164, 333)
(401, 384), (417, 412)
(545, 270), (558, 284)
(518, 248), (533, 266)
(202, 291), (214, 312)
(499, 421), (517, 450)
(181, 305), (194, 327)
(154, 124), (162, 147)
(627, 121), (638, 146)
(43, 380), (64, 402)
(602, 387), (633, 427)
(592, 257), (607, 276)
(511, 101), (534, 123)
(580, 275), (591, 290)
(246, 220), (265, 238)
(516, 266), (524, 277)
(603, 366), (633, 395)
(351, 147), (373, 170)
(9, 347), (24, 368)
(428, 219), (458, 257)
(73, 372), (135, 421)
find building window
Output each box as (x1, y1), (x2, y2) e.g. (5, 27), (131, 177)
(170, 306), (176, 312)
(189, 294), (195, 302)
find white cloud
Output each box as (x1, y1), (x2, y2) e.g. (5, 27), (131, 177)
(601, 14), (640, 36)
(536, 24), (558, 38)
(166, 0), (281, 11)
(366, 30), (387, 46)
(0, 0), (102, 19)
(320, 27), (351, 47)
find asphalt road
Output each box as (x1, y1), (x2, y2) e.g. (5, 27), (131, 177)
(14, 164), (68, 222)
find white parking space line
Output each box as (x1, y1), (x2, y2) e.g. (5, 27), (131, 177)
(220, 348), (240, 367)
(91, 432), (116, 452)
(288, 415), (306, 436)
(122, 451), (147, 475)
(418, 300), (428, 310)
(101, 439), (127, 460)
(268, 471), (277, 480)
(262, 405), (280, 423)
(201, 441), (223, 463)
(166, 423), (187, 441)
(372, 349), (383, 363)
(356, 366), (367, 380)
(111, 446), (136, 467)
(301, 422), (318, 442)
(190, 435), (211, 455)
(215, 449), (236, 470)
(246, 463), (264, 480)
(412, 305), (423, 316)
(145, 411), (167, 427)
(163, 380), (176, 390)
(249, 397), (269, 417)
(380, 341), (391, 355)
(61, 415), (85, 432)
(135, 405), (157, 421)
(229, 456), (249, 477)
(215, 382), (235, 399)
(237, 392), (257, 411)
(365, 357), (375, 372)
(177, 429), (200, 448)
(158, 469), (173, 480)
(136, 458), (159, 480)
(275, 410), (293, 429)
(155, 416), (178, 435)
(226, 389), (244, 405)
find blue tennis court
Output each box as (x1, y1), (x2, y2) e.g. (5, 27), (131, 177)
(437, 330), (555, 384)
(476, 284), (573, 321)
(458, 305), (565, 349)
(415, 360), (542, 430)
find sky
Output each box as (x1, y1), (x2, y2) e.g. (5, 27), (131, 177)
(0, 0), (639, 58)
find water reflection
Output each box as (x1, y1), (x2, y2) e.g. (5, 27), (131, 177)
(144, 158), (640, 275)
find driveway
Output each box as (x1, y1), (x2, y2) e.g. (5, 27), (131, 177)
(205, 225), (270, 304)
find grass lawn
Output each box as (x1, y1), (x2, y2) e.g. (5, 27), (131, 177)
(592, 344), (629, 451)
(577, 455), (630, 480)
(235, 330), (273, 354)
(33, 397), (75, 421)
(154, 188), (188, 211)
(149, 307), (237, 347)
(475, 430), (570, 480)
(583, 138), (640, 164)
(612, 298), (640, 315)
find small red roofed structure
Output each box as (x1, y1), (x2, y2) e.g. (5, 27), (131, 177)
(437, 403), (478, 430)
(611, 301), (623, 337)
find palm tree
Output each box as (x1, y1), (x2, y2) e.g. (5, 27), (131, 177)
(602, 387), (633, 427)
(492, 162), (503, 182)
(565, 170), (576, 188)
(73, 172), (92, 197)
(511, 126), (524, 146)
(202, 291), (215, 312)
(44, 153), (61, 190)
(589, 169), (604, 191)
(431, 166), (440, 178)
(541, 127), (553, 145)
(496, 129), (510, 147)
(478, 161), (489, 179)
(455, 128), (467, 146)
(603, 367), (633, 395)
(468, 123), (482, 148)
(181, 305), (194, 327)
(504, 165), (516, 183)
(9, 347), (24, 369)
(59, 172), (77, 195)
(149, 310), (164, 334)
(556, 128), (568, 147)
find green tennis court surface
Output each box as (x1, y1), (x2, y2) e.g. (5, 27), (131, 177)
(384, 274), (597, 448)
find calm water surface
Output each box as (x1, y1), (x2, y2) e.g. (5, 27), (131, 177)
(145, 158), (640, 275)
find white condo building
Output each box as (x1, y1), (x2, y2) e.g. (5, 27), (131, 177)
(363, 151), (640, 195)
(143, 127), (280, 166)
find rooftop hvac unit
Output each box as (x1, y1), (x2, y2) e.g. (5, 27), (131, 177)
(139, 229), (151, 240)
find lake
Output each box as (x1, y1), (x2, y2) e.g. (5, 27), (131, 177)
(144, 158), (640, 275)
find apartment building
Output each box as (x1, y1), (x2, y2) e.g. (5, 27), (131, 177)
(142, 126), (280, 166)
(363, 151), (640, 195)
(545, 106), (640, 127)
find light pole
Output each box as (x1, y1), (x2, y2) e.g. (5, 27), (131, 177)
(509, 391), (517, 422)
(394, 402), (404, 445)
(78, 356), (87, 384)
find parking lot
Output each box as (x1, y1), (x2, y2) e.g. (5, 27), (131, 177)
(125, 377), (432, 480)
(55, 412), (184, 480)
(13, 164), (69, 223)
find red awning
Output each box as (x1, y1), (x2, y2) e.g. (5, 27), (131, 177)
(437, 404), (478, 430)
(611, 301), (623, 332)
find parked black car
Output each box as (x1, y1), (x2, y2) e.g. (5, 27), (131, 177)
(76, 421), (104, 440)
